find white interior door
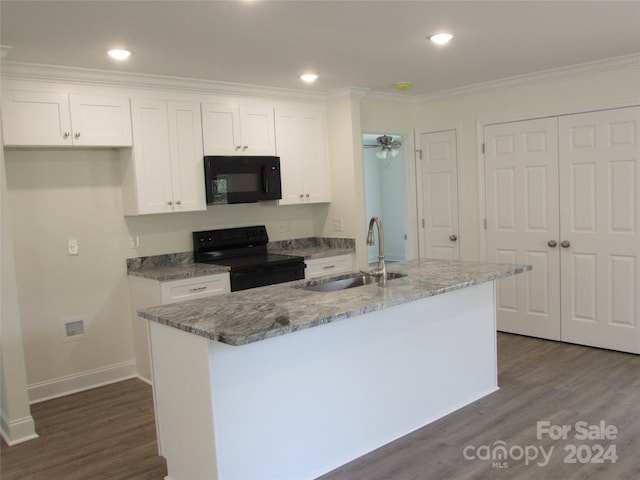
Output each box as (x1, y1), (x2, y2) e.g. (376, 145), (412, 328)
(559, 106), (640, 353)
(484, 118), (561, 340)
(417, 130), (460, 260)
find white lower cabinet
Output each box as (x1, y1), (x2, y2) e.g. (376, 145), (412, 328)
(305, 254), (354, 279)
(122, 98), (206, 215)
(1, 90), (132, 147)
(128, 273), (230, 383)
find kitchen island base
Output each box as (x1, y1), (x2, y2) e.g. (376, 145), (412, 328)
(149, 281), (498, 480)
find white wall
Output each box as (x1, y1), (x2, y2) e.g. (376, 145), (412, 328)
(3, 148), (317, 402)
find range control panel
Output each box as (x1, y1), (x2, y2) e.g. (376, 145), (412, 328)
(193, 226), (269, 258)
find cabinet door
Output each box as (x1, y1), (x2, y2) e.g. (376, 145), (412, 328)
(274, 109), (304, 204)
(559, 106), (640, 353)
(239, 105), (276, 155)
(201, 103), (241, 155)
(128, 98), (174, 214)
(485, 117), (561, 340)
(275, 106), (330, 205)
(68, 94), (132, 146)
(299, 109), (330, 202)
(167, 101), (206, 213)
(1, 91), (72, 146)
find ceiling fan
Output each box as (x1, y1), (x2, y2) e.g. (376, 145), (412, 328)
(363, 135), (402, 159)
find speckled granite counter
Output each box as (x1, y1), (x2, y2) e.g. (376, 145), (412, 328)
(126, 237), (354, 282)
(138, 259), (530, 346)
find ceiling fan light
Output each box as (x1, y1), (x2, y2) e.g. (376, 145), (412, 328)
(376, 149), (387, 160)
(390, 148), (400, 158)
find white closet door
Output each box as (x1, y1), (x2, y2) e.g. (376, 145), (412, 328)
(485, 118), (561, 340)
(559, 106), (640, 353)
(418, 130), (460, 260)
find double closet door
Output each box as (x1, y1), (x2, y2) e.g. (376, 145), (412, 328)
(484, 106), (639, 354)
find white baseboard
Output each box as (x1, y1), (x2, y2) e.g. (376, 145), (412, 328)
(0, 411), (38, 446)
(28, 360), (137, 404)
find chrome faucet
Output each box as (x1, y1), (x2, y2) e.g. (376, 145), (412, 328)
(366, 216), (386, 281)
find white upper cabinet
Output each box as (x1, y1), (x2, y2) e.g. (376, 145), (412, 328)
(275, 106), (331, 205)
(201, 102), (275, 155)
(1, 90), (132, 147)
(122, 98), (206, 215)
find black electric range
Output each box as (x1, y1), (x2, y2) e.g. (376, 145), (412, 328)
(193, 226), (306, 292)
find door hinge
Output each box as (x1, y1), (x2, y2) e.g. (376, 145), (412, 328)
(483, 218), (487, 229)
(481, 143), (485, 154)
(421, 218), (425, 228)
(416, 149), (422, 160)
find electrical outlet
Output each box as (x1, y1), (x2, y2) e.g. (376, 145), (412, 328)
(332, 218), (344, 232)
(67, 239), (79, 255)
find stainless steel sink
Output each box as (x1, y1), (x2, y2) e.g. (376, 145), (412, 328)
(297, 272), (407, 292)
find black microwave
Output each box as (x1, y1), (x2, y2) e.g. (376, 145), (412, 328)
(204, 156), (282, 205)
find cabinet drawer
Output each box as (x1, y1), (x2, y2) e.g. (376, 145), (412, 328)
(160, 274), (230, 304)
(305, 254), (354, 279)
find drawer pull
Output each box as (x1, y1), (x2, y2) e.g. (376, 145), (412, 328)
(323, 265), (336, 270)
(189, 286), (208, 292)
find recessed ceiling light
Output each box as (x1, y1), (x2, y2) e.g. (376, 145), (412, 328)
(107, 49), (131, 60)
(300, 73), (318, 83)
(429, 33), (453, 45)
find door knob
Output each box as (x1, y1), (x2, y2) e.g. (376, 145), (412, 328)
(449, 234), (458, 242)
(561, 240), (571, 248)
(547, 240), (557, 248)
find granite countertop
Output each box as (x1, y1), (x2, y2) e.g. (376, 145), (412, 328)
(268, 246), (354, 260)
(138, 259), (531, 346)
(127, 245), (354, 281)
(127, 263), (230, 281)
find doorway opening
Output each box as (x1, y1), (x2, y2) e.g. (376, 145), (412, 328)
(362, 133), (406, 265)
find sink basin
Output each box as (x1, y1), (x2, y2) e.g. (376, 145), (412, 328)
(297, 272), (407, 292)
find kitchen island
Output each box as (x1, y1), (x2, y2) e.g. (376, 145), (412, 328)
(139, 259), (530, 480)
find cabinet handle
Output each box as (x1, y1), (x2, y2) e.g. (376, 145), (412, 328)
(242, 145), (248, 151)
(547, 240), (557, 248)
(561, 240), (571, 248)
(176, 200), (182, 205)
(235, 146), (242, 151)
(323, 265), (336, 270)
(449, 234), (458, 242)
(305, 193), (310, 198)
(167, 201), (173, 206)
(189, 286), (208, 293)
(74, 132), (81, 139)
(299, 194), (304, 198)
(63, 132), (70, 139)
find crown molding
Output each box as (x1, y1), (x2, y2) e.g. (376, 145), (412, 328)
(0, 61), (329, 103)
(413, 53), (640, 104)
(326, 86), (370, 102)
(362, 91), (415, 104)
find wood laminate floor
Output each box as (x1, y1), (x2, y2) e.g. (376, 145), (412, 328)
(0, 379), (167, 480)
(1, 333), (639, 479)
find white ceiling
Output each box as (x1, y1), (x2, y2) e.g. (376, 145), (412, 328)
(1, 1), (639, 96)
